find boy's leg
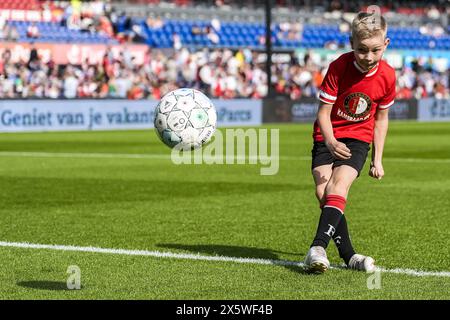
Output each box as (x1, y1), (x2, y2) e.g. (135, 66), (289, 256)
(324, 165), (375, 271)
(305, 165), (356, 273)
(312, 164), (333, 205)
(313, 165), (356, 265)
(305, 162), (334, 273)
(308, 139), (374, 271)
(332, 214), (356, 265)
(311, 165), (358, 249)
(324, 165), (358, 197)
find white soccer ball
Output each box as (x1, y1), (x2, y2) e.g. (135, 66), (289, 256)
(154, 88), (217, 149)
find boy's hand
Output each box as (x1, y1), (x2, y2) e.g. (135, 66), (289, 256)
(369, 161), (384, 180)
(325, 139), (352, 160)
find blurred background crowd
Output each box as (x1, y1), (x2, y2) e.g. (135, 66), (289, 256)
(1, 46), (449, 100)
(0, 0), (449, 100)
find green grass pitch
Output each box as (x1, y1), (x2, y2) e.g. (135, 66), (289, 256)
(0, 121), (449, 299)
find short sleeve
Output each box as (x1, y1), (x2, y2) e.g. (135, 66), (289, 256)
(378, 74), (396, 110)
(318, 62), (339, 105)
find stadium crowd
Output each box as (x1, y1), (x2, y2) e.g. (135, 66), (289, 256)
(0, 0), (449, 100)
(0, 46), (449, 100)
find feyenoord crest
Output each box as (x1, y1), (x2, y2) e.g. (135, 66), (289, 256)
(344, 92), (372, 118)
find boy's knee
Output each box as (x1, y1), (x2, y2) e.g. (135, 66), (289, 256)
(325, 178), (351, 196)
(315, 189), (323, 200)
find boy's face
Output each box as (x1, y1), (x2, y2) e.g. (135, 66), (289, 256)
(351, 34), (390, 71)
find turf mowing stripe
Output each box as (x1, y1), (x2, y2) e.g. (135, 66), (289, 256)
(0, 151), (171, 160)
(0, 151), (308, 162)
(1, 241), (449, 278)
(0, 151), (450, 164)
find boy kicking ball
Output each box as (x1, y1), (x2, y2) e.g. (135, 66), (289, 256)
(304, 11), (396, 273)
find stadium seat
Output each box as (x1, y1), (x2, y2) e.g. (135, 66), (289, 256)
(5, 11), (448, 50)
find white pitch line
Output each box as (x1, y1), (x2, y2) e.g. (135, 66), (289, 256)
(0, 151), (449, 164)
(377, 267), (450, 278)
(0, 241), (449, 278)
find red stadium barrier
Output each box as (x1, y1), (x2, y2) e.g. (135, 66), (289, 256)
(0, 9), (62, 22)
(0, 41), (148, 65)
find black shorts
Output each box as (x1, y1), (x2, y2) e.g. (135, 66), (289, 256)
(311, 138), (370, 176)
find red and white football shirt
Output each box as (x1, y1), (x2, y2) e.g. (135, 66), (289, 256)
(313, 51), (396, 144)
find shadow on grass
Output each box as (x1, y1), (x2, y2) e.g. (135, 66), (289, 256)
(157, 243), (311, 275)
(16, 281), (80, 291)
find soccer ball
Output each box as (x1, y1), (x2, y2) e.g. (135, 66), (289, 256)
(154, 88), (217, 150)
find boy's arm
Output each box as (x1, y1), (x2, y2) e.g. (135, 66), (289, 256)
(317, 103), (351, 160)
(370, 108), (389, 179)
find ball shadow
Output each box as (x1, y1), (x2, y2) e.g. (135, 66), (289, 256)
(16, 281), (78, 291)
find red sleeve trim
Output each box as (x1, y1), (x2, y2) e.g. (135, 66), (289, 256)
(318, 90), (337, 104)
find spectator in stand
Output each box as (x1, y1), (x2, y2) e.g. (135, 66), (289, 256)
(28, 45), (39, 64)
(130, 23), (146, 43)
(396, 85), (413, 99)
(277, 21), (303, 42)
(114, 70), (133, 98)
(0, 16), (6, 41)
(4, 24), (20, 42)
(45, 67), (63, 99)
(173, 32), (183, 50)
(98, 16), (114, 37)
(26, 22), (40, 39)
(63, 66), (79, 99)
(191, 24), (208, 36)
(80, 14), (95, 33)
(206, 26), (220, 45)
(146, 16), (164, 30)
(66, 12), (81, 31)
(211, 18), (221, 33)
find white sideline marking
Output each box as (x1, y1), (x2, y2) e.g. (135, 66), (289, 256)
(0, 151), (450, 164)
(1, 241), (450, 278)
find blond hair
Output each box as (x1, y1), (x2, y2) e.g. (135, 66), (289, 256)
(351, 12), (387, 40)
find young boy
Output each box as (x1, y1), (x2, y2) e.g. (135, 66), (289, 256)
(304, 12), (396, 273)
